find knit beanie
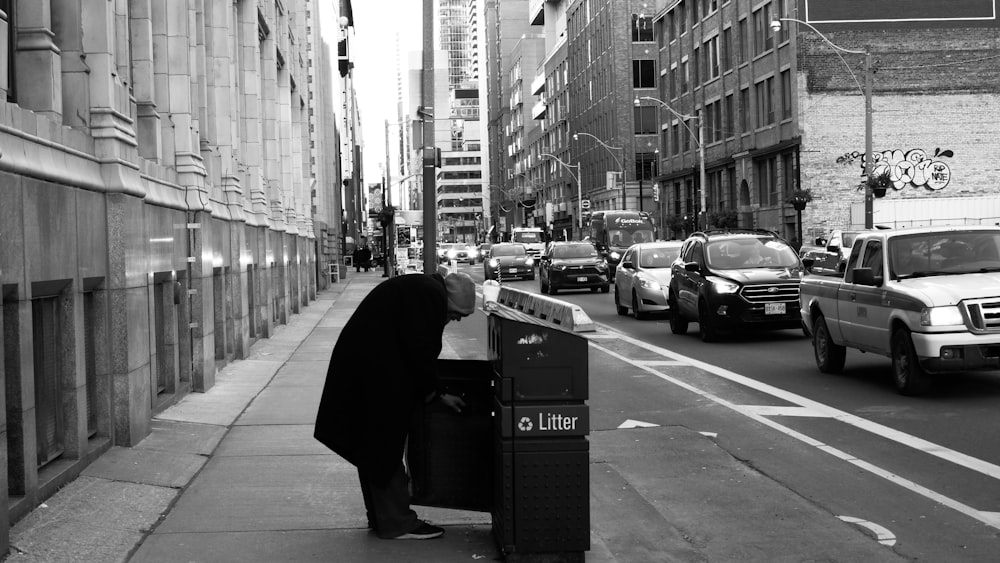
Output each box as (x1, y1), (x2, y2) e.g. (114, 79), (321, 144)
(444, 272), (476, 315)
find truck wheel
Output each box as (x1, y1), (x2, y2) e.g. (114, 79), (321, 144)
(633, 292), (647, 320)
(668, 292), (688, 334)
(812, 315), (846, 373)
(892, 328), (931, 396)
(615, 286), (628, 315)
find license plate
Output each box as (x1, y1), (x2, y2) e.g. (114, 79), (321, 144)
(765, 303), (786, 315)
(576, 276), (588, 282)
(509, 268), (518, 273)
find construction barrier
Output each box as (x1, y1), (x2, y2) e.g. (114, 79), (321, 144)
(489, 285), (595, 333)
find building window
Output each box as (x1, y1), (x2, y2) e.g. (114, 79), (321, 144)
(692, 48), (700, 86)
(2, 0), (15, 102)
(705, 0), (718, 14)
(727, 166), (737, 209)
(678, 0), (687, 34)
(737, 18), (747, 63)
(635, 153), (657, 181)
(756, 156), (777, 206)
(739, 87), (750, 133)
(724, 94), (734, 139)
(752, 5), (774, 57)
(721, 27), (732, 72)
(755, 77), (774, 128)
(781, 69), (792, 119)
(706, 36), (720, 80)
(632, 59), (655, 88)
(671, 123), (680, 155)
(668, 11), (676, 42)
(775, 0), (789, 43)
(680, 60), (689, 93)
(632, 14), (653, 41)
(670, 65), (678, 99)
(634, 106), (658, 135)
(782, 152), (796, 198)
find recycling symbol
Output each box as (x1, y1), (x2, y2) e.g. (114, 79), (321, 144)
(517, 416), (533, 432)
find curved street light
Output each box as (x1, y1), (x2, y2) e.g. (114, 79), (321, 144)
(573, 132), (626, 210)
(540, 153), (583, 231)
(771, 17), (874, 229)
(635, 96), (707, 230)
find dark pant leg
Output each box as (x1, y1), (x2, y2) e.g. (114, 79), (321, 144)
(358, 462), (419, 538)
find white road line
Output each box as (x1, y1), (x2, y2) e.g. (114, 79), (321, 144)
(739, 405), (831, 417)
(593, 324), (1000, 481)
(837, 516), (897, 546)
(630, 360), (689, 367)
(588, 329), (1000, 531)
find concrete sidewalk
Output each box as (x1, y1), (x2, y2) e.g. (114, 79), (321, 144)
(6, 269), (905, 562)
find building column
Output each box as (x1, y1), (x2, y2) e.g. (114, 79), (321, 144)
(14, 0), (61, 119)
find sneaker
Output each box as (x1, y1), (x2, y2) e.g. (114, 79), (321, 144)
(391, 522), (444, 540)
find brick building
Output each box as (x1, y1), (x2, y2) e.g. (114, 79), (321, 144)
(648, 0), (1000, 243)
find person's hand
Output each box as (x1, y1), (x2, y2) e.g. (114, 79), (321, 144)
(439, 393), (467, 413)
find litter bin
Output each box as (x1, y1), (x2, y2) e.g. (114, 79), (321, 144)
(408, 359), (494, 512)
(489, 307), (590, 560)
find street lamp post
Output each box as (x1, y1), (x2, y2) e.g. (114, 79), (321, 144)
(634, 96), (707, 230)
(539, 153), (583, 233)
(771, 17), (873, 229)
(573, 132), (626, 210)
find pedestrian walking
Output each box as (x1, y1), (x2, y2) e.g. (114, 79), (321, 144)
(359, 245), (372, 272)
(314, 272), (475, 540)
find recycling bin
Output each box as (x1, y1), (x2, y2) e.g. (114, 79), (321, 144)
(489, 307), (590, 560)
(407, 359), (494, 512)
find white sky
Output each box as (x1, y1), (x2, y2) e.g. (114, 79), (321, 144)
(321, 1), (425, 194)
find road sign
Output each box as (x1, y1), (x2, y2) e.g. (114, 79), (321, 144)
(581, 199), (591, 210)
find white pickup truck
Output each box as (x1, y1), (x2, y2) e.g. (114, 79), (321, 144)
(799, 225), (1000, 395)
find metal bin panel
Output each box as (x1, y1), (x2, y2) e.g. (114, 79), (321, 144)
(408, 359), (493, 512)
(488, 314), (588, 401)
(495, 399), (589, 439)
(493, 438), (590, 555)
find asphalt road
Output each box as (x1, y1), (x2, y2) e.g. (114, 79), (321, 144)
(449, 260), (1000, 560)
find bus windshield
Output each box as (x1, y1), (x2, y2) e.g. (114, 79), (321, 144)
(608, 229), (654, 247)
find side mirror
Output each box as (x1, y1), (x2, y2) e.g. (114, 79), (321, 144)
(852, 267), (882, 286)
(802, 257), (815, 269)
(621, 260), (635, 269)
(826, 244), (841, 253)
(684, 262), (700, 272)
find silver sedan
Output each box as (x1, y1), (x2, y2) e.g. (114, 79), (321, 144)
(614, 241), (684, 319)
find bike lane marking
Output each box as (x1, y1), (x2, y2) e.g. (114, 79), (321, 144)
(586, 324), (1000, 531)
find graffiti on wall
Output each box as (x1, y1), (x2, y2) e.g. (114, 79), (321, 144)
(837, 148), (953, 191)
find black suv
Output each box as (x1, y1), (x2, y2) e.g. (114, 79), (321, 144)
(539, 241), (611, 294)
(668, 230), (804, 342)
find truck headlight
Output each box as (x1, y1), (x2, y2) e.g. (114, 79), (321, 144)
(525, 257), (534, 266)
(706, 276), (740, 294)
(638, 277), (661, 291)
(920, 306), (964, 326)
(488, 258), (499, 268)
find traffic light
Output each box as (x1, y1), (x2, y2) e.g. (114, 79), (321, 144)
(434, 147), (442, 168)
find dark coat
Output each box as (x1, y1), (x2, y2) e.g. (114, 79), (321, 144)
(314, 273), (447, 485)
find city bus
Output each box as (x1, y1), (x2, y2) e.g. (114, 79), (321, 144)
(588, 210), (657, 273)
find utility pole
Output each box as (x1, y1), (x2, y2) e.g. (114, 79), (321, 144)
(422, 0), (436, 274)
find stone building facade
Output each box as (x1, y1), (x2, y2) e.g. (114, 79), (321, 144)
(0, 0), (339, 549)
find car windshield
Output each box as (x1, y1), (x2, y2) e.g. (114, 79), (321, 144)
(842, 232), (860, 248)
(492, 245), (526, 257)
(513, 232), (541, 243)
(551, 244), (599, 259)
(705, 238), (800, 269)
(637, 246), (680, 268)
(889, 231), (1000, 279)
